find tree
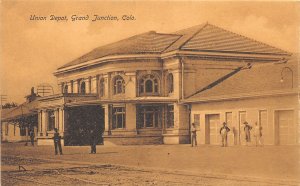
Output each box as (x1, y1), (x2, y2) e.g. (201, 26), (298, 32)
(2, 102), (18, 109)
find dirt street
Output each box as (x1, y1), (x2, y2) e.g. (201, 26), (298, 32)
(1, 143), (299, 185)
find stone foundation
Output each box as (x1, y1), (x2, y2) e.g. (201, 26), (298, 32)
(163, 134), (190, 144)
(37, 138), (65, 146)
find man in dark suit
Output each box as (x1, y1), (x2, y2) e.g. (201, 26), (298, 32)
(90, 128), (98, 154)
(53, 128), (63, 155)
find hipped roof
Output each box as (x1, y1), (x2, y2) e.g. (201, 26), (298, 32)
(58, 23), (290, 70)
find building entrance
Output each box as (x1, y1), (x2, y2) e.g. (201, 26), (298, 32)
(64, 105), (104, 146)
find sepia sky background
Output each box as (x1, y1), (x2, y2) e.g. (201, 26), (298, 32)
(1, 1), (299, 104)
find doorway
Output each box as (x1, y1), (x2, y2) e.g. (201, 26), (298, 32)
(274, 110), (294, 145)
(205, 114), (220, 145)
(64, 105), (104, 146)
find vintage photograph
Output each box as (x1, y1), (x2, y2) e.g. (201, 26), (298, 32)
(1, 1), (299, 185)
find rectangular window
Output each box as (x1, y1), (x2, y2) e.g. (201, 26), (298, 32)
(194, 114), (200, 128)
(137, 105), (162, 128)
(167, 105), (174, 128)
(112, 107), (126, 129)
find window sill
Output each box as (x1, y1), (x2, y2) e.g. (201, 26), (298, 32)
(111, 128), (126, 131)
(138, 94), (160, 97)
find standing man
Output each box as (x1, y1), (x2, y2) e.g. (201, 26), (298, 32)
(191, 123), (197, 147)
(89, 128), (98, 154)
(29, 129), (35, 146)
(220, 122), (230, 147)
(53, 128), (63, 155)
(244, 121), (252, 146)
(254, 122), (263, 146)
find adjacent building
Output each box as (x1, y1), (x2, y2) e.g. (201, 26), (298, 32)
(1, 90), (38, 143)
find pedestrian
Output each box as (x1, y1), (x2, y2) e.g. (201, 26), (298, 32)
(89, 128), (98, 154)
(244, 121), (252, 146)
(53, 128), (63, 155)
(254, 122), (263, 146)
(29, 129), (35, 146)
(191, 123), (197, 147)
(220, 122), (230, 147)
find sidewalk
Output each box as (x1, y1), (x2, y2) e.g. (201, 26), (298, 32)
(2, 143), (300, 184)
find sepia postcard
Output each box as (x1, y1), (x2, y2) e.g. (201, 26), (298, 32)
(1, 1), (299, 185)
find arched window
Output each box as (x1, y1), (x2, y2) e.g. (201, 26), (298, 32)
(113, 75), (125, 94)
(64, 84), (68, 94)
(167, 73), (174, 93)
(99, 78), (105, 97)
(139, 74), (159, 95)
(145, 79), (153, 92)
(80, 81), (86, 94)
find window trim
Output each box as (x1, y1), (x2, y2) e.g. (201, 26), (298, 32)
(112, 106), (126, 129)
(99, 78), (105, 97)
(64, 84), (68, 94)
(167, 73), (174, 94)
(138, 105), (161, 128)
(166, 105), (174, 128)
(113, 75), (125, 95)
(138, 74), (160, 96)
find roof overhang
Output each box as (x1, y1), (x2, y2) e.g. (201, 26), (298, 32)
(64, 97), (178, 107)
(181, 89), (298, 104)
(54, 50), (291, 76)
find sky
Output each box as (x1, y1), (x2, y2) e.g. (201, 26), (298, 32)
(1, 1), (299, 104)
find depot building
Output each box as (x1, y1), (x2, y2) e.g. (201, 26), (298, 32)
(35, 23), (298, 146)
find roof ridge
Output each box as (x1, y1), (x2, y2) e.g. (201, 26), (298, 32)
(178, 22), (209, 50)
(162, 34), (184, 52)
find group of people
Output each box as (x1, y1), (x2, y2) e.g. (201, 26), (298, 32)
(53, 128), (100, 155)
(190, 121), (263, 147)
(52, 127), (100, 155)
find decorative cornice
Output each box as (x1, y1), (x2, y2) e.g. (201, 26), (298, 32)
(54, 50), (291, 76)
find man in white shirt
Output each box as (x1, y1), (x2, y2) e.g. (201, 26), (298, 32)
(254, 122), (263, 146)
(220, 122), (230, 147)
(191, 123), (197, 147)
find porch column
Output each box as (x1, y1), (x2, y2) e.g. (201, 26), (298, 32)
(70, 81), (74, 93)
(38, 110), (42, 135)
(91, 76), (98, 94)
(41, 110), (48, 135)
(54, 108), (59, 130)
(73, 80), (79, 93)
(66, 82), (72, 93)
(85, 77), (91, 94)
(104, 73), (110, 99)
(59, 107), (65, 133)
(103, 104), (110, 135)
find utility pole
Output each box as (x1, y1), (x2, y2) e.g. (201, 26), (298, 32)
(37, 84), (54, 97)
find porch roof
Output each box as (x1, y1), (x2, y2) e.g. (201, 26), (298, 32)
(64, 97), (178, 107)
(1, 100), (38, 121)
(184, 56), (297, 103)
